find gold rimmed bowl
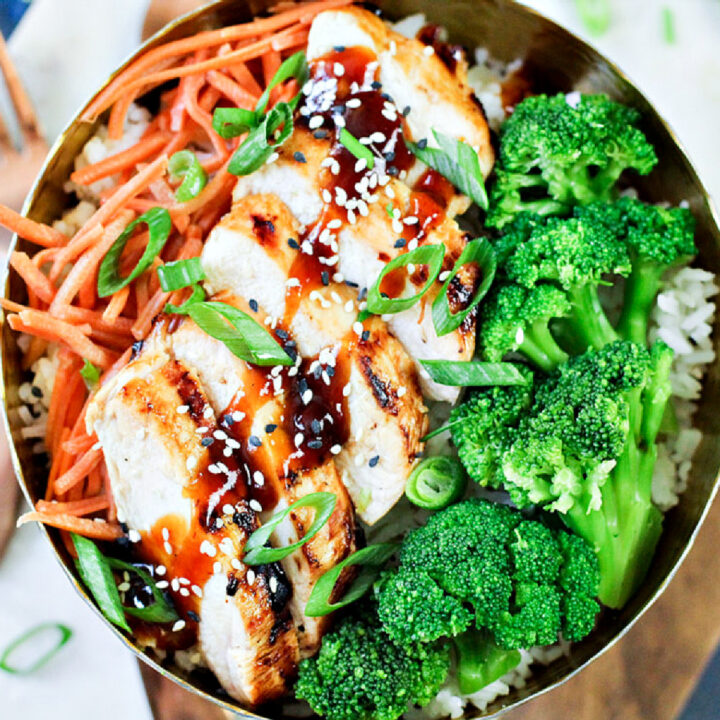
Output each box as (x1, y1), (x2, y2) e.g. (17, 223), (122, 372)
(3, 1), (720, 718)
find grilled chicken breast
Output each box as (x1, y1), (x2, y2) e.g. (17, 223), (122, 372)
(86, 342), (298, 705)
(201, 197), (428, 522)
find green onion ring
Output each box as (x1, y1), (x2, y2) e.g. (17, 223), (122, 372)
(168, 150), (208, 202)
(157, 257), (205, 292)
(405, 456), (467, 510)
(0, 623), (73, 675)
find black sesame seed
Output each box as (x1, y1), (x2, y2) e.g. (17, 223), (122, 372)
(394, 238), (407, 248)
(361, 330), (370, 342)
(120, 522), (129, 533)
(387, 165), (399, 176)
(371, 80), (382, 90)
(298, 378), (308, 394)
(187, 610), (200, 623)
(224, 414), (235, 425)
(313, 364), (323, 379)
(307, 439), (323, 450)
(333, 45), (346, 52)
(294, 151), (307, 163)
(249, 435), (262, 448)
(286, 347), (298, 362)
(284, 339), (297, 349)
(403, 105), (411, 117)
(288, 238), (300, 249)
(276, 328), (289, 340)
(314, 129), (329, 139)
(369, 455), (380, 467)
(417, 138), (428, 150)
(326, 366), (335, 377)
(358, 287), (368, 301)
(311, 419), (323, 434)
(321, 271), (330, 286)
(249, 299), (259, 312)
(345, 279), (359, 288)
(381, 92), (392, 101)
(265, 424), (277, 434)
(384, 150), (396, 162)
(226, 575), (239, 597)
(31, 385), (42, 398)
(201, 436), (214, 447)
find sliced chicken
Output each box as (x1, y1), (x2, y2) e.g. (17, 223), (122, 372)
(201, 198), (428, 521)
(306, 5), (494, 177)
(86, 342), (298, 704)
(145, 314), (357, 656)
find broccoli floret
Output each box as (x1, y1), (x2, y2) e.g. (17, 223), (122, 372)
(487, 93), (657, 228)
(296, 604), (450, 720)
(376, 499), (600, 650)
(451, 341), (672, 609)
(575, 197), (696, 344)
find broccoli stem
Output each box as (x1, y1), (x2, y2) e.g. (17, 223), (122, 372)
(520, 322), (570, 372)
(567, 285), (618, 350)
(617, 262), (666, 345)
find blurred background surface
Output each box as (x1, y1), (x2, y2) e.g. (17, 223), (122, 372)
(0, 1), (719, 718)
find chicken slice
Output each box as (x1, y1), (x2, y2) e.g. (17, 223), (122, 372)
(86, 343), (298, 704)
(148, 315), (357, 656)
(306, 5), (494, 177)
(200, 200), (428, 522)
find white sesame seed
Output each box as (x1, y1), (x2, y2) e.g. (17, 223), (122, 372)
(403, 216), (419, 225)
(438, 270), (451, 281)
(253, 470), (265, 486)
(247, 570), (256, 585)
(128, 529), (141, 543)
(156, 565), (166, 576)
(385, 185), (395, 199)
(335, 187), (348, 205)
(333, 114), (346, 128)
(389, 40), (397, 55)
(179, 588), (190, 597)
(179, 577), (190, 586)
(343, 384), (352, 397)
(200, 540), (217, 557)
(381, 108), (397, 122)
(294, 432), (304, 447)
(355, 158), (367, 172)
(117, 582), (130, 592)
(370, 131), (386, 143)
(231, 558), (242, 571)
(333, 272), (344, 282)
(172, 620), (186, 632)
(267, 152), (279, 164)
(330, 444), (342, 455)
(322, 189), (332, 203)
(302, 389), (314, 405)
(171, 578), (180, 591)
(213, 561), (223, 574)
(309, 115), (324, 129)
(333, 62), (345, 77)
(352, 321), (363, 336)
(162, 528), (170, 541)
(250, 499), (263, 512)
(214, 429), (228, 441)
(286, 277), (301, 287)
(423, 45), (435, 56)
(164, 541), (173, 555)
(408, 238), (419, 251)
(192, 585), (203, 598)
(269, 576), (278, 593)
(177, 405), (189, 414)
(345, 98), (362, 108)
(156, 580), (169, 589)
(397, 386), (407, 398)
(208, 463), (220, 474)
(203, 406), (214, 419)
(331, 290), (342, 304)
(195, 426), (209, 434)
(344, 300), (355, 313)
(327, 218), (342, 230)
(408, 263), (416, 274)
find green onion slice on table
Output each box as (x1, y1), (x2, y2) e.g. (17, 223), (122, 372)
(243, 492), (337, 565)
(305, 543), (398, 617)
(97, 207), (172, 297)
(405, 456), (467, 510)
(366, 244), (445, 315)
(0, 623), (73, 675)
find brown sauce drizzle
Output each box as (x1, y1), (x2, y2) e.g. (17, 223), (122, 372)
(417, 23), (465, 74)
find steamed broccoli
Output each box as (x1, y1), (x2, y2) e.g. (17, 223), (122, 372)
(376, 499), (600, 650)
(487, 93), (657, 228)
(574, 197), (696, 344)
(295, 604), (450, 720)
(450, 341), (673, 609)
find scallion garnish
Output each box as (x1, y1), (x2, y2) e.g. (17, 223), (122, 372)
(72, 533), (130, 631)
(574, 0), (611, 36)
(97, 207), (172, 297)
(212, 107), (260, 138)
(405, 456), (467, 510)
(107, 558), (178, 623)
(419, 359), (528, 387)
(432, 238), (496, 336)
(339, 128), (374, 170)
(168, 150), (208, 202)
(228, 102), (295, 176)
(243, 492), (337, 565)
(184, 301), (293, 366)
(305, 543), (398, 617)
(0, 623), (72, 675)
(662, 6), (675, 44)
(408, 129), (488, 210)
(455, 628), (521, 694)
(366, 244), (445, 315)
(157, 257), (205, 292)
(80, 359), (101, 389)
(254, 50), (309, 115)
(164, 282), (206, 314)
(71, 533), (178, 631)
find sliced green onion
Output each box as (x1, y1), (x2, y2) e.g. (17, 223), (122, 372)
(0, 623), (72, 675)
(186, 301), (293, 366)
(255, 50), (309, 115)
(80, 359), (101, 389)
(107, 558), (178, 624)
(212, 107), (260, 138)
(455, 628), (521, 694)
(662, 6), (675, 44)
(574, 0), (611, 36)
(228, 102), (294, 176)
(305, 543), (398, 617)
(339, 128), (374, 170)
(97, 207), (172, 298)
(419, 360), (527, 387)
(164, 283), (206, 314)
(366, 244), (445, 315)
(432, 238), (496, 335)
(405, 456), (467, 510)
(244, 492), (337, 565)
(71, 533), (130, 632)
(408, 130), (488, 210)
(420, 424), (454, 443)
(168, 150), (208, 202)
(157, 257), (205, 292)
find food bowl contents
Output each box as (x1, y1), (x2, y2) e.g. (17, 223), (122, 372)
(0, 1), (716, 719)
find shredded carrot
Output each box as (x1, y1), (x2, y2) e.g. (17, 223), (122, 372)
(102, 285), (130, 324)
(62, 433), (97, 456)
(206, 69), (259, 109)
(21, 336), (49, 371)
(70, 132), (170, 186)
(0, 205), (68, 247)
(54, 447), (104, 495)
(9, 252), (56, 304)
(36, 495), (110, 516)
(18, 511), (123, 540)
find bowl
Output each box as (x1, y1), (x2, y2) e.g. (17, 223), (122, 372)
(3, 0), (720, 718)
